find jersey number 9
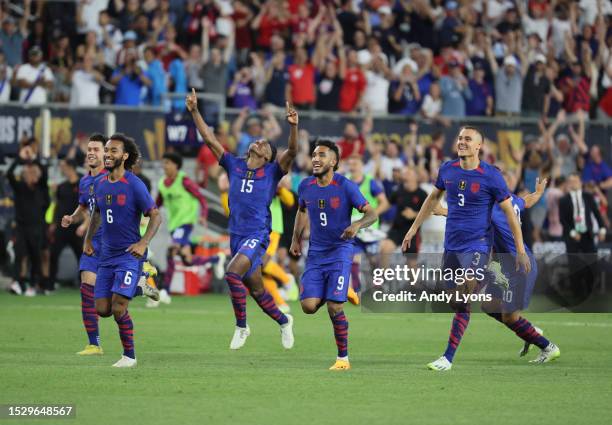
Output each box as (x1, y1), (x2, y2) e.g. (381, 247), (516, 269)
(320, 212), (327, 227)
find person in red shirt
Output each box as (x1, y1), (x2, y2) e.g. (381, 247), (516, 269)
(339, 49), (366, 112)
(287, 47), (316, 108)
(337, 114), (373, 160)
(560, 56), (592, 115)
(251, 0), (290, 50)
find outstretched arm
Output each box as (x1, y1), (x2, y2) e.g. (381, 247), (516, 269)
(186, 88), (225, 161)
(521, 177), (548, 208)
(277, 102), (299, 173)
(402, 187), (444, 251)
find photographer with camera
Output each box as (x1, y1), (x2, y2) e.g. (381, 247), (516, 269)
(110, 50), (151, 105)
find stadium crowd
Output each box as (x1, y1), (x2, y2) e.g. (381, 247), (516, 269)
(0, 0), (612, 119)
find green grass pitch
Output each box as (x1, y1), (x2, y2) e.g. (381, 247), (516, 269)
(1, 291), (611, 425)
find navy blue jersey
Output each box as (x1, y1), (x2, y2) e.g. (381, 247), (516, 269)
(78, 170), (108, 246)
(93, 171), (156, 262)
(220, 152), (285, 237)
(491, 193), (530, 256)
(435, 159), (510, 252)
(298, 173), (368, 257)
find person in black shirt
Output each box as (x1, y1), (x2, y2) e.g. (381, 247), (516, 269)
(7, 145), (49, 295)
(522, 55), (551, 117)
(380, 168), (428, 267)
(46, 158), (82, 292)
(264, 52), (288, 107)
(316, 61), (343, 111)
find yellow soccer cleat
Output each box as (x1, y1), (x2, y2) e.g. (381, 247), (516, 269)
(143, 261), (158, 278)
(329, 359), (351, 371)
(347, 286), (360, 306)
(76, 344), (104, 356)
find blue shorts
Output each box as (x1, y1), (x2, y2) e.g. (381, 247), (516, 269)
(230, 232), (269, 278)
(300, 253), (352, 303)
(94, 255), (144, 300)
(171, 224), (193, 246)
(441, 250), (490, 289)
(79, 240), (100, 274)
(486, 254), (538, 313)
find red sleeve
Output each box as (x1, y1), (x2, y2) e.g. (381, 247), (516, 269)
(182, 176), (208, 219)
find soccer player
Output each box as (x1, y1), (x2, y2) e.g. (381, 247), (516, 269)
(83, 133), (162, 367)
(61, 134), (107, 355)
(434, 175), (561, 364)
(291, 140), (377, 371)
(186, 89), (296, 350)
(155, 151), (225, 306)
(402, 126), (531, 371)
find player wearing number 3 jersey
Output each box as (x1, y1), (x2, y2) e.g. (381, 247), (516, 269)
(186, 89), (296, 351)
(291, 140), (377, 370)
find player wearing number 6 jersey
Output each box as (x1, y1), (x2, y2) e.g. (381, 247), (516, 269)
(291, 140), (377, 370)
(402, 126), (531, 371)
(186, 89), (296, 351)
(84, 133), (162, 368)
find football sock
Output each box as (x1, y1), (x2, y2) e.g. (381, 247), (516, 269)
(253, 289), (288, 325)
(164, 251), (175, 289)
(350, 262), (361, 292)
(115, 311), (135, 359)
(80, 283), (99, 346)
(262, 275), (287, 308)
(507, 317), (550, 349)
(263, 261), (290, 285)
(225, 272), (247, 328)
(443, 305), (471, 362)
(330, 311), (349, 358)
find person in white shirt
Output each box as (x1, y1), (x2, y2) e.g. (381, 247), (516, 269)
(363, 56), (391, 114)
(70, 54), (103, 106)
(0, 51), (12, 102)
(77, 0), (109, 35)
(16, 46), (54, 105)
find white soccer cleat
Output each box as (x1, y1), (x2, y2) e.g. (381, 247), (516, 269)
(427, 356), (452, 371)
(9, 281), (22, 295)
(24, 287), (37, 297)
(280, 314), (294, 349)
(145, 298), (160, 308)
(159, 289), (172, 305)
(530, 343), (560, 364)
(229, 325), (250, 350)
(138, 276), (160, 301)
(112, 355), (137, 368)
(519, 326), (544, 357)
(214, 252), (227, 280)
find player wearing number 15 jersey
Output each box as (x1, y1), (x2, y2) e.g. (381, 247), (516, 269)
(402, 126), (531, 371)
(187, 89), (296, 351)
(84, 133), (162, 368)
(291, 140), (377, 371)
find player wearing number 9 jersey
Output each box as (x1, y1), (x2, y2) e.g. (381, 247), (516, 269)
(291, 140), (377, 371)
(402, 126), (531, 371)
(84, 133), (162, 368)
(187, 89), (297, 351)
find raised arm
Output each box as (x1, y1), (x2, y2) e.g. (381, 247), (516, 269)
(402, 186), (445, 251)
(277, 102), (299, 173)
(186, 88), (225, 161)
(498, 198), (531, 273)
(521, 177), (548, 208)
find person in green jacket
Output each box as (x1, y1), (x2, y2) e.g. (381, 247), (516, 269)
(155, 152), (225, 305)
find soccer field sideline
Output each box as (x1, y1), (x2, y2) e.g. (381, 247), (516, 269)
(1, 291), (611, 425)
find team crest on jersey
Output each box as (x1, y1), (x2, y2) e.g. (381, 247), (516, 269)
(330, 197), (340, 209)
(318, 199), (326, 209)
(246, 170), (254, 179)
(458, 180), (466, 190)
(117, 194), (126, 206)
(89, 184), (94, 195)
(256, 168), (265, 178)
(471, 182), (480, 193)
(105, 194), (112, 205)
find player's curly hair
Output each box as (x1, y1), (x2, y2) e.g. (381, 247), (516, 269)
(109, 133), (140, 170)
(88, 133), (106, 145)
(314, 139), (340, 171)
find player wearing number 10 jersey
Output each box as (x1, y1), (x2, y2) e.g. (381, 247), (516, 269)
(84, 133), (162, 368)
(186, 89), (296, 351)
(291, 140), (377, 371)
(403, 126), (531, 371)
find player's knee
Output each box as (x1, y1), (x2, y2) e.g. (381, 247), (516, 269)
(96, 305), (112, 317)
(326, 302), (343, 317)
(501, 312), (519, 325)
(111, 303), (127, 321)
(301, 302), (318, 314)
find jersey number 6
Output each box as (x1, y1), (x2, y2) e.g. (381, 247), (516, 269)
(106, 209), (113, 224)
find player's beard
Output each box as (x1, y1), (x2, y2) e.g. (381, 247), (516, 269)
(104, 157), (121, 171)
(312, 164), (331, 177)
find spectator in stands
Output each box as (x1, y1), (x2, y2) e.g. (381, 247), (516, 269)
(491, 55), (526, 116)
(0, 50), (12, 102)
(339, 49), (366, 113)
(70, 54), (104, 107)
(142, 46), (166, 106)
(582, 145), (612, 192)
(560, 60), (592, 116)
(0, 7), (29, 67)
(439, 61), (471, 117)
(420, 81), (444, 122)
(228, 65), (257, 110)
(546, 176), (567, 241)
(232, 109), (263, 156)
(47, 158), (83, 294)
(337, 117), (371, 160)
(110, 50), (151, 105)
(521, 54), (550, 117)
(287, 47), (316, 109)
(389, 62), (421, 115)
(363, 56), (392, 114)
(98, 9), (123, 69)
(466, 62), (493, 116)
(16, 46), (54, 105)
